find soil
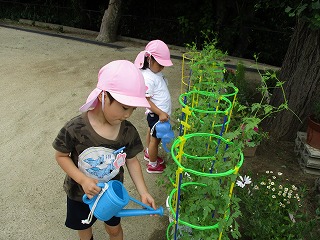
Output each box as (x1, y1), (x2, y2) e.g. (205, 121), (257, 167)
(0, 21), (319, 239)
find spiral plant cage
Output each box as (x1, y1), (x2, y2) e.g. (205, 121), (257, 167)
(166, 53), (243, 240)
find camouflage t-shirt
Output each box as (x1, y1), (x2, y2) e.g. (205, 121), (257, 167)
(52, 113), (143, 202)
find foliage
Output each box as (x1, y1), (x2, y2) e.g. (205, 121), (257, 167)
(0, 0), (296, 66)
(224, 63), (258, 107)
(161, 38), (244, 239)
(160, 37), (301, 239)
(174, 0), (294, 66)
(224, 55), (298, 148)
(234, 170), (320, 239)
(175, 37), (297, 149)
(285, 0), (320, 29)
(163, 136), (243, 240)
(0, 0), (104, 30)
(180, 37), (236, 137)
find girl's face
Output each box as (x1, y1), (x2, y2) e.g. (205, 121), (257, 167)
(149, 57), (164, 73)
(102, 95), (136, 126)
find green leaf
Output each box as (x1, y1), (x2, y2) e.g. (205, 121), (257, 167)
(312, 0), (320, 9)
(264, 105), (274, 114)
(285, 6), (292, 13)
(299, 4), (308, 13)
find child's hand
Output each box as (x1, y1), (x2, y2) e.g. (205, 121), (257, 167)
(80, 177), (101, 199)
(141, 192), (156, 210)
(159, 111), (169, 122)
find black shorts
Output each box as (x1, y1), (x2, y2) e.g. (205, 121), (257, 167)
(147, 113), (159, 138)
(65, 197), (121, 230)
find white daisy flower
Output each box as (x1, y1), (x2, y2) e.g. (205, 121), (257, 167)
(236, 175), (252, 188)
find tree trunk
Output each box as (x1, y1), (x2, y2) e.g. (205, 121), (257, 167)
(263, 19), (320, 141)
(96, 0), (122, 43)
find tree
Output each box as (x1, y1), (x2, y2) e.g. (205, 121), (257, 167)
(96, 0), (122, 43)
(263, 1), (320, 141)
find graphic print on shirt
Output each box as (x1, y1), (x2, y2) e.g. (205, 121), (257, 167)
(78, 146), (126, 182)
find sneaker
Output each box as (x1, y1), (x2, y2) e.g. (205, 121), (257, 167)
(144, 150), (165, 164)
(146, 162), (166, 174)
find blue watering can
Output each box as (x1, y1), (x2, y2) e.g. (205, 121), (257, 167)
(155, 121), (175, 152)
(82, 180), (163, 223)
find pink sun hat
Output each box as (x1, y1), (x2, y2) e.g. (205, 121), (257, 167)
(134, 40), (173, 68)
(79, 60), (150, 112)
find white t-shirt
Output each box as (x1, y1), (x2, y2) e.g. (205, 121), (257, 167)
(141, 68), (172, 115)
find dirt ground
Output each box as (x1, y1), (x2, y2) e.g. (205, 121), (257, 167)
(0, 21), (318, 240)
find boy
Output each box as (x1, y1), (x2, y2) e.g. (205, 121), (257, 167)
(53, 60), (156, 240)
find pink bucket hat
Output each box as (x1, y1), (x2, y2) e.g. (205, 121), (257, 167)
(134, 40), (173, 68)
(79, 60), (150, 112)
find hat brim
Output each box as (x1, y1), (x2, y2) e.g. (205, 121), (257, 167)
(111, 92), (150, 108)
(79, 88), (150, 112)
(153, 56), (173, 67)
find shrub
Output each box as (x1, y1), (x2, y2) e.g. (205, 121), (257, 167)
(234, 171), (319, 240)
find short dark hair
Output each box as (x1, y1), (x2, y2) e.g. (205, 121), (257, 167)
(105, 91), (115, 104)
(141, 55), (156, 69)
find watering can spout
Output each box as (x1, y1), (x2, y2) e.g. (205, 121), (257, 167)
(155, 121), (175, 152)
(116, 206), (164, 218)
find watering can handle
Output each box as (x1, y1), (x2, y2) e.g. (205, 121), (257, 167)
(114, 196), (164, 217)
(82, 182), (107, 204)
(97, 182), (106, 188)
(129, 196), (155, 211)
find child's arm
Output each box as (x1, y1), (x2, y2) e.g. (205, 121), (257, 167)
(126, 156), (156, 209)
(146, 97), (169, 122)
(55, 151), (101, 199)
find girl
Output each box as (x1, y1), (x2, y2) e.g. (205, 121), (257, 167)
(134, 40), (173, 173)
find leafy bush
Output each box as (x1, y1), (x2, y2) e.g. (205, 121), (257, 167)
(234, 171), (319, 239)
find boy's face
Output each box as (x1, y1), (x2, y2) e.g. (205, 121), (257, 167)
(103, 95), (136, 126)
